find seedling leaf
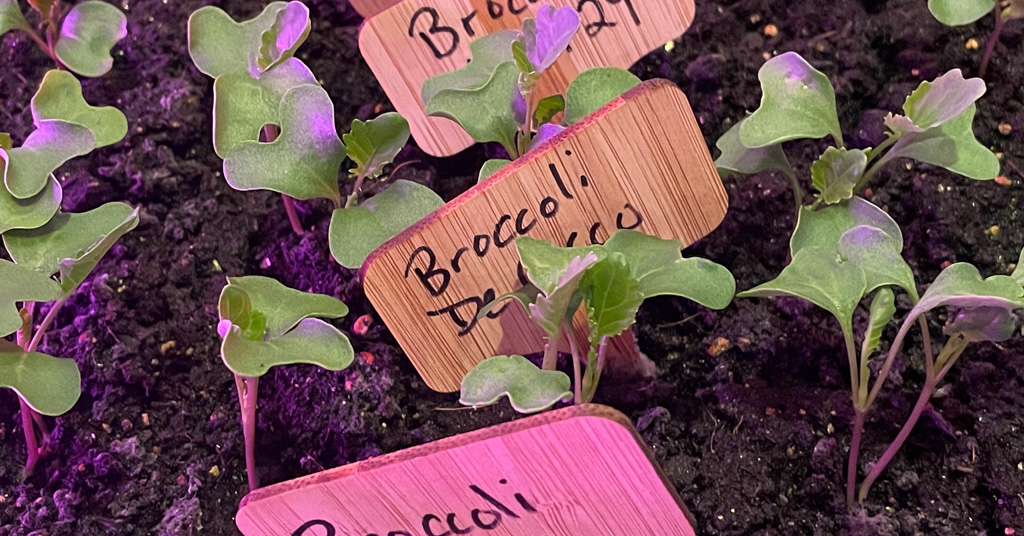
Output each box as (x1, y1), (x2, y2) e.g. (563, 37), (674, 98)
(55, 1), (128, 78)
(421, 31), (520, 106)
(0, 260), (62, 338)
(252, 1), (310, 76)
(888, 70), (986, 133)
(516, 236), (602, 295)
(478, 159), (512, 183)
(460, 355), (572, 413)
(603, 230), (735, 308)
(0, 0), (27, 37)
(944, 306), (1017, 342)
(564, 68), (641, 126)
(581, 253), (643, 343)
(533, 94), (565, 126)
(426, 61), (522, 153)
(529, 253), (600, 337)
(1, 120), (96, 199)
(0, 176), (61, 234)
(811, 147), (867, 205)
(329, 180), (443, 269)
(863, 288), (896, 359)
(3, 202), (139, 295)
(31, 70), (128, 148)
(881, 104), (998, 180)
(741, 52), (843, 147)
(221, 318), (354, 378)
(528, 123), (565, 152)
(223, 276), (348, 338)
(0, 340), (80, 416)
(224, 85), (345, 204)
(1012, 247), (1024, 286)
(837, 225), (916, 296)
(0, 133), (11, 150)
(910, 263), (1024, 319)
(212, 58), (317, 158)
(343, 112), (410, 180)
(522, 5), (580, 73)
(715, 119), (795, 179)
(187, 2), (287, 78)
(791, 198), (903, 257)
(928, 0), (994, 25)
(739, 247), (866, 334)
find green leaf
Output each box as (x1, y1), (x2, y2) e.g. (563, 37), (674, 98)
(344, 112), (410, 180)
(581, 253), (643, 343)
(3, 202), (139, 295)
(944, 306), (1017, 342)
(928, 0), (995, 25)
(426, 61), (523, 153)
(187, 2), (287, 78)
(220, 318), (353, 378)
(1, 0), (27, 37)
(714, 119), (795, 179)
(0, 260), (62, 338)
(478, 159), (512, 183)
(218, 285), (265, 341)
(223, 85), (345, 204)
(221, 276), (348, 338)
(910, 263), (1024, 318)
(602, 230), (735, 309)
(511, 39), (535, 74)
(31, 70), (128, 148)
(897, 70), (986, 132)
(862, 288), (896, 359)
(738, 247), (866, 334)
(1011, 247), (1024, 286)
(478, 284), (543, 320)
(837, 225), (916, 296)
(528, 253), (600, 338)
(811, 147), (867, 205)
(54, 1), (128, 78)
(533, 94), (565, 126)
(459, 355), (572, 413)
(0, 133), (11, 150)
(0, 339), (80, 416)
(880, 104), (999, 180)
(740, 52), (843, 148)
(791, 197), (903, 257)
(1, 120), (95, 199)
(516, 236), (602, 295)
(564, 68), (641, 126)
(421, 31), (520, 106)
(329, 180), (442, 269)
(211, 58), (317, 158)
(252, 1), (310, 76)
(0, 175), (61, 234)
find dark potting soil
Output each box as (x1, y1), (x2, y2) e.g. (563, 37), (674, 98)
(1, 0), (1022, 534)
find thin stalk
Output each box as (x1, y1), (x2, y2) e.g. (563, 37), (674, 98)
(582, 338), (608, 403)
(19, 397), (41, 477)
(567, 324), (582, 405)
(27, 297), (67, 353)
(846, 409), (867, 505)
(979, 7), (1006, 79)
(344, 173), (367, 209)
(260, 125), (306, 235)
(541, 325), (561, 371)
(16, 23), (62, 66)
(853, 135), (901, 194)
(234, 374), (260, 491)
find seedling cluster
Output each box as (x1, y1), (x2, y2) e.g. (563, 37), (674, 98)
(1, 0), (127, 76)
(1, 70), (137, 476)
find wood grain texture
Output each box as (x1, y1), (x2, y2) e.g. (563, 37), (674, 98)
(349, 0), (398, 18)
(361, 80), (728, 393)
(237, 404), (697, 535)
(358, 0), (695, 156)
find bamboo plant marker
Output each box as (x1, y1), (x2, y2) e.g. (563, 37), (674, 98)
(361, 80), (728, 392)
(349, 0), (398, 18)
(359, 0), (696, 156)
(236, 404), (698, 535)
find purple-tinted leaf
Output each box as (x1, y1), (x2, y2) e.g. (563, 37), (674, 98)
(900, 69), (986, 131)
(2, 120), (95, 199)
(251, 1), (311, 77)
(522, 5), (580, 72)
(55, 1), (128, 78)
(528, 123), (565, 152)
(944, 306), (1018, 342)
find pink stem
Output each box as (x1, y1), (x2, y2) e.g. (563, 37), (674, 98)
(979, 7), (1006, 79)
(235, 375), (260, 491)
(281, 195), (305, 236)
(846, 409), (867, 505)
(19, 397), (41, 477)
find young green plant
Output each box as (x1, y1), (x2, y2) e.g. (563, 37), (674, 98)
(928, 0), (1023, 77)
(421, 4), (643, 182)
(460, 230), (735, 413)
(737, 195), (1024, 503)
(188, 2), (442, 254)
(217, 276), (354, 491)
(715, 52), (999, 215)
(0, 0), (127, 76)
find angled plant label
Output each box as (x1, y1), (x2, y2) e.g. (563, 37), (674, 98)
(359, 0), (695, 156)
(236, 405), (697, 536)
(361, 81), (727, 392)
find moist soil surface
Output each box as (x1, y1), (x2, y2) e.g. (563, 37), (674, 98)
(2, 0), (1023, 534)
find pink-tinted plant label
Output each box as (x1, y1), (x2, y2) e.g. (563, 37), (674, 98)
(236, 405), (696, 536)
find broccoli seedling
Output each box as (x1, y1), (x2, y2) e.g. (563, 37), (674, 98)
(737, 195), (1024, 503)
(460, 230), (735, 413)
(0, 0), (127, 76)
(421, 5), (641, 181)
(715, 53), (998, 215)
(928, 0), (1023, 77)
(188, 3), (442, 259)
(1, 203), (139, 477)
(217, 276), (354, 491)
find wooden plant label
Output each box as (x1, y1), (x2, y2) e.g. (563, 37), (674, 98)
(361, 80), (727, 393)
(350, 0), (398, 18)
(359, 0), (696, 157)
(236, 404), (697, 535)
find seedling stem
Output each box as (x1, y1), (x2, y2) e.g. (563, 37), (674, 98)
(234, 374), (260, 491)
